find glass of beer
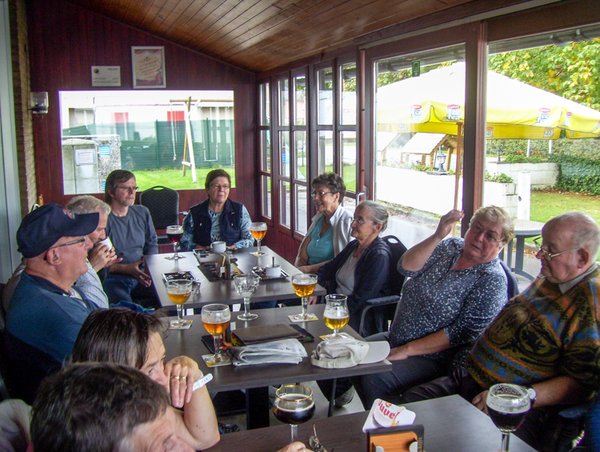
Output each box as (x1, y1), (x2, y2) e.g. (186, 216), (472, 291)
(201, 303), (231, 365)
(233, 274), (261, 321)
(166, 279), (193, 328)
(323, 294), (349, 339)
(250, 222), (267, 256)
(165, 225), (185, 260)
(291, 273), (318, 321)
(486, 383), (531, 452)
(273, 385), (315, 445)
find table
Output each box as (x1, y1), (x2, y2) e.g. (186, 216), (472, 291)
(163, 305), (391, 429)
(503, 219), (544, 281)
(146, 246), (325, 310)
(203, 395), (536, 452)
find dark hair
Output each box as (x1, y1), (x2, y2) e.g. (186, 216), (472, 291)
(104, 170), (135, 202)
(31, 362), (170, 452)
(71, 308), (167, 370)
(312, 173), (346, 200)
(204, 169), (232, 191)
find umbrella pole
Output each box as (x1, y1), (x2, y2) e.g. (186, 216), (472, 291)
(452, 123), (463, 236)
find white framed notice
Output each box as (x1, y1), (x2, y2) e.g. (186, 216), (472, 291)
(131, 46), (166, 89)
(91, 66), (121, 87)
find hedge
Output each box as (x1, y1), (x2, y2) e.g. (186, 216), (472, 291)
(550, 154), (600, 195)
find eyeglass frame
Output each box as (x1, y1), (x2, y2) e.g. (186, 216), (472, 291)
(210, 183), (231, 191)
(311, 190), (334, 198)
(350, 217), (375, 226)
(533, 236), (580, 261)
(468, 222), (503, 244)
(47, 236), (87, 252)
(116, 185), (139, 193)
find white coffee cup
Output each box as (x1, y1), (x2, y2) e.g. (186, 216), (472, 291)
(97, 236), (113, 250)
(265, 265), (281, 278)
(211, 241), (226, 254)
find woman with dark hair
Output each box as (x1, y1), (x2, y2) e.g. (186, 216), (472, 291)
(295, 172), (353, 274)
(180, 169), (253, 251)
(71, 308), (220, 451)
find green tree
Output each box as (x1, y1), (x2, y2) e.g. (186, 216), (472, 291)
(488, 39), (600, 111)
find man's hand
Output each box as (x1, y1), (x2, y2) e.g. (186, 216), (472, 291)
(434, 210), (464, 240)
(164, 356), (202, 409)
(88, 244), (121, 272)
(120, 259), (152, 287)
(472, 390), (489, 414)
(387, 345), (410, 361)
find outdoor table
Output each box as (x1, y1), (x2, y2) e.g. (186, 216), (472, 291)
(203, 394), (536, 452)
(163, 305), (392, 430)
(146, 246), (325, 310)
(504, 219), (544, 281)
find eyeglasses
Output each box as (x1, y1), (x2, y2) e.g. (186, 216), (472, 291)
(351, 217), (374, 226)
(48, 236), (87, 250)
(469, 223), (503, 243)
(311, 190), (333, 197)
(117, 185), (139, 193)
(533, 236), (579, 261)
(210, 184), (230, 190)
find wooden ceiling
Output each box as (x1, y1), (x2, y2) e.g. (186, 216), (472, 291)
(65, 0), (528, 73)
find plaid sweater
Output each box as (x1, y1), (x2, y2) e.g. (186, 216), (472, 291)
(467, 267), (600, 390)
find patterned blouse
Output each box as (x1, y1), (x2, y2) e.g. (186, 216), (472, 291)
(389, 237), (508, 365)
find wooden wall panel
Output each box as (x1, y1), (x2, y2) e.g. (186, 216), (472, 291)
(26, 0), (257, 217)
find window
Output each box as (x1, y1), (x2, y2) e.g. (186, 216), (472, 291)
(59, 90), (234, 194)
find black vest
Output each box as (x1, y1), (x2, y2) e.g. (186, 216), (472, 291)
(189, 199), (244, 246)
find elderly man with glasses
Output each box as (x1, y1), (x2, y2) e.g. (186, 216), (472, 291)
(4, 203), (101, 404)
(102, 169), (159, 307)
(400, 211), (600, 451)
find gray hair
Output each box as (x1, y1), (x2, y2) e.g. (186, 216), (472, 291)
(357, 200), (388, 232)
(545, 211), (600, 259)
(471, 205), (515, 245)
(66, 195), (111, 216)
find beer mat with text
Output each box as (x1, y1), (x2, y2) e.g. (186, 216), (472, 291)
(319, 332), (352, 340)
(163, 271), (195, 284)
(201, 354), (232, 367)
(288, 313), (318, 322)
(168, 319), (193, 330)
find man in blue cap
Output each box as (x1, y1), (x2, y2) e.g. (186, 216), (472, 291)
(4, 203), (101, 404)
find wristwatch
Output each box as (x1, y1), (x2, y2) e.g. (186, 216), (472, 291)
(526, 386), (537, 407)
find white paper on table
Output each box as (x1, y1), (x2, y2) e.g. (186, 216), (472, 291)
(362, 398), (416, 432)
(229, 338), (307, 366)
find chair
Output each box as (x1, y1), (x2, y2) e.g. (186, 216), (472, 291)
(0, 283), (11, 401)
(500, 259), (520, 299)
(139, 186), (180, 245)
(357, 235), (408, 337)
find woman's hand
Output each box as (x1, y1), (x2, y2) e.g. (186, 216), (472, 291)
(164, 356), (202, 408)
(277, 442), (312, 452)
(434, 210), (464, 240)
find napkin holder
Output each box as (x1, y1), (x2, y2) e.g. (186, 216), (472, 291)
(366, 424), (424, 452)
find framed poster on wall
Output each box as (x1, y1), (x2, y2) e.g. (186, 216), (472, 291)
(131, 46), (166, 88)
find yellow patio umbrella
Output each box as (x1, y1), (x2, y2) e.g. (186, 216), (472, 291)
(377, 62), (600, 139)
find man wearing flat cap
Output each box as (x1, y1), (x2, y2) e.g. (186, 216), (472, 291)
(4, 203), (101, 404)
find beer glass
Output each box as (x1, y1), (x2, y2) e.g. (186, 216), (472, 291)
(201, 303), (231, 365)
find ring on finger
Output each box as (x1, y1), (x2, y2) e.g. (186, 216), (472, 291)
(172, 375), (180, 380)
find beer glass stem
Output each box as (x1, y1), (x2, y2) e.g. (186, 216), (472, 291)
(501, 432), (510, 452)
(257, 239), (261, 254)
(301, 297), (308, 318)
(244, 297), (251, 317)
(176, 304), (183, 326)
(290, 424), (297, 443)
(173, 242), (179, 259)
(213, 334), (222, 362)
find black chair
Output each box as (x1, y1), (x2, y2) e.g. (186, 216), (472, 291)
(357, 235), (408, 337)
(139, 186), (180, 245)
(500, 258), (520, 299)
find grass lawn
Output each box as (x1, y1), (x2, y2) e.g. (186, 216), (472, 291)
(133, 168), (237, 191)
(530, 190), (600, 224)
(531, 189), (600, 259)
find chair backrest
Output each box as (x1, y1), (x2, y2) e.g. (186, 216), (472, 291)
(139, 186), (179, 229)
(499, 259), (520, 299)
(382, 235), (408, 295)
